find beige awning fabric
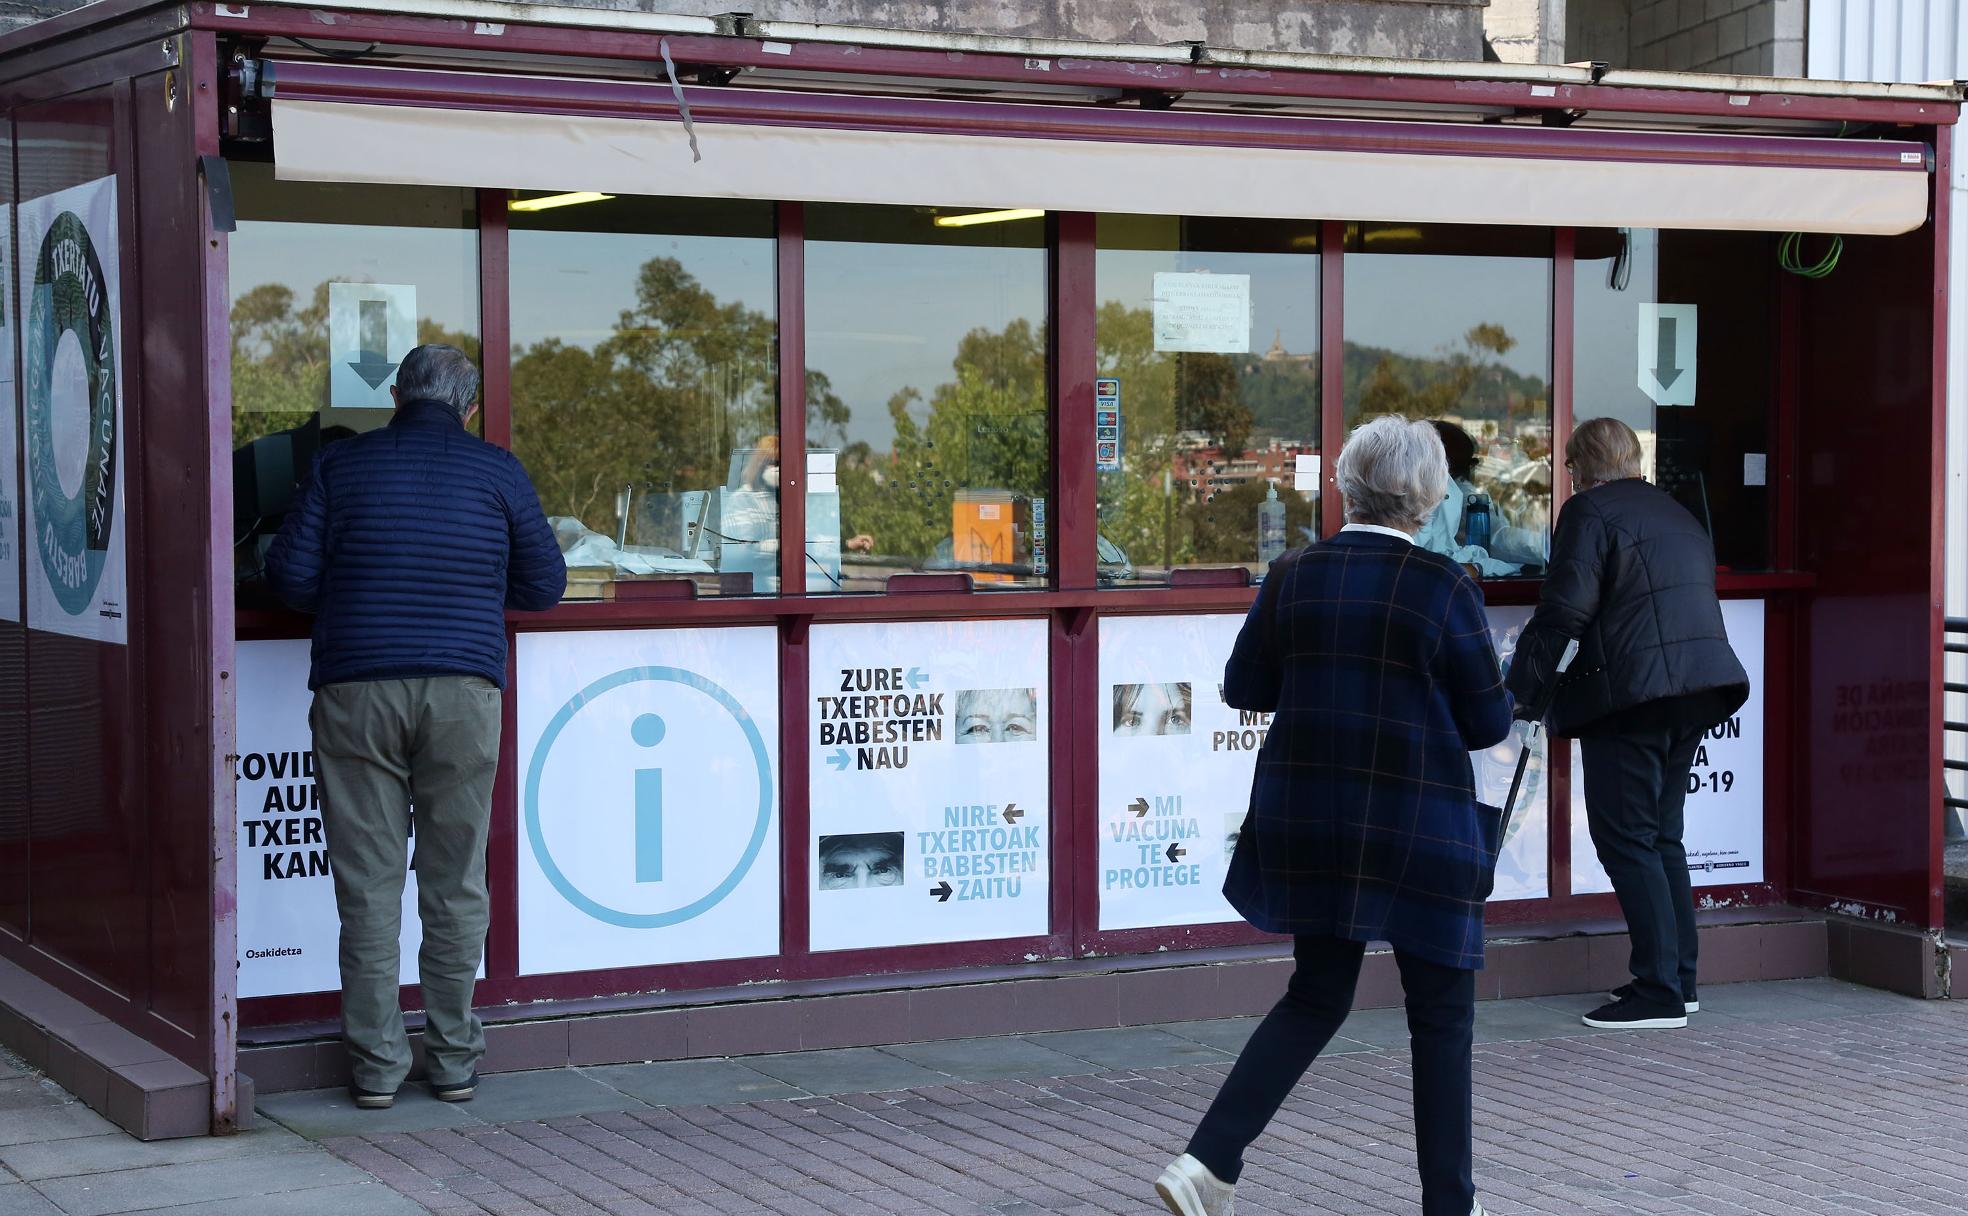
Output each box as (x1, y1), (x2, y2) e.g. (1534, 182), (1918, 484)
(271, 95), (1931, 236)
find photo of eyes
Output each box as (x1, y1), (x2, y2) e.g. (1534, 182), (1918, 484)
(953, 688), (1038, 744)
(817, 833), (906, 890)
(1111, 682), (1193, 736)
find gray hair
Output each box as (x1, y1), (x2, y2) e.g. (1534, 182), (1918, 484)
(395, 344), (480, 420)
(1335, 416), (1450, 533)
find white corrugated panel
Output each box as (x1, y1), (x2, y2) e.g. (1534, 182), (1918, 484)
(1808, 0), (1968, 836)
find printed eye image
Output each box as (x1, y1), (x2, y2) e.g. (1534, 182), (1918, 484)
(1224, 812), (1246, 862)
(954, 688), (1038, 744)
(1113, 682), (1193, 736)
(817, 833), (905, 890)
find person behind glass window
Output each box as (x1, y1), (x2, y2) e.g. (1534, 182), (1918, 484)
(1156, 415), (1510, 1216)
(1507, 416), (1747, 1031)
(1416, 421), (1546, 576)
(265, 344), (565, 1112)
(1113, 682), (1193, 736)
(817, 833), (905, 890)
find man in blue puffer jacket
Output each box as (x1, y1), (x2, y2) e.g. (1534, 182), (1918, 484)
(266, 343), (565, 1110)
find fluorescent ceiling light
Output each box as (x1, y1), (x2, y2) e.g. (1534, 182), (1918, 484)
(508, 191), (615, 212)
(933, 208), (1046, 228)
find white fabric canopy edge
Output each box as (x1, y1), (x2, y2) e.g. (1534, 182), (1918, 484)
(271, 99), (1930, 235)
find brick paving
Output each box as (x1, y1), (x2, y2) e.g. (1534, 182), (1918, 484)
(312, 984), (1968, 1216)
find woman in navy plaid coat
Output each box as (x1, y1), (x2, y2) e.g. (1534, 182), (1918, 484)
(1157, 417), (1513, 1216)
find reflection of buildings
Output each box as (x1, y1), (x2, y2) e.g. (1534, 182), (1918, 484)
(1170, 435), (1314, 504)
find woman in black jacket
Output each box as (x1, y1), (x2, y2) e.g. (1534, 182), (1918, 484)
(1507, 417), (1749, 1030)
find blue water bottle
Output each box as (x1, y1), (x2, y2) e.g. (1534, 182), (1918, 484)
(1464, 493), (1492, 551)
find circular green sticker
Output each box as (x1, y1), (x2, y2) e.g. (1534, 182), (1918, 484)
(23, 209), (117, 616)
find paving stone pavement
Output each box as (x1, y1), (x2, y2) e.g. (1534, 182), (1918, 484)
(4, 979), (1966, 1215)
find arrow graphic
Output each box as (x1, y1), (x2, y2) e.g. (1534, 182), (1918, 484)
(826, 747), (852, 771)
(906, 667), (929, 689)
(930, 881), (954, 902)
(1653, 314), (1683, 391)
(1166, 843), (1187, 864)
(1129, 797), (1150, 818)
(347, 298), (399, 390)
(1002, 803), (1024, 824)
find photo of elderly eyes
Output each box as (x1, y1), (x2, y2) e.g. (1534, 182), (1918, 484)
(953, 688), (1038, 744)
(1112, 682), (1193, 736)
(817, 833), (905, 890)
(1224, 813), (1245, 862)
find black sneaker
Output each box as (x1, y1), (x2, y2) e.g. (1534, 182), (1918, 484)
(350, 1084), (396, 1110)
(1583, 995), (1688, 1029)
(431, 1073), (478, 1103)
(1610, 982), (1699, 1014)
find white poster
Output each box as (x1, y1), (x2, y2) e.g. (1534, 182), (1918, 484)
(1098, 614), (1248, 931)
(808, 618), (1050, 952)
(0, 202), (18, 624)
(235, 640), (427, 998)
(1570, 598), (1765, 893)
(1638, 302), (1697, 407)
(19, 176), (126, 644)
(1152, 272), (1251, 353)
(1098, 608), (1545, 933)
(517, 627), (780, 975)
(327, 282), (415, 409)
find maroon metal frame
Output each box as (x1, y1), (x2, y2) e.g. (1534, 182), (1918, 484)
(159, 0), (1959, 130)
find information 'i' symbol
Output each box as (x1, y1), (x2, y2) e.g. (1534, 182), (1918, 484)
(632, 713), (665, 883)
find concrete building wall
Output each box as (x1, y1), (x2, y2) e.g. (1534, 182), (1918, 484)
(1486, 0), (1570, 64)
(1, 0), (1492, 58)
(1569, 0), (1805, 75)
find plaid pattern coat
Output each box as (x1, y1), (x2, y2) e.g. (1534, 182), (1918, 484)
(1222, 530), (1515, 970)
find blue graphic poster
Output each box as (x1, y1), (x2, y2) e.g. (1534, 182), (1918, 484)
(517, 627), (780, 975)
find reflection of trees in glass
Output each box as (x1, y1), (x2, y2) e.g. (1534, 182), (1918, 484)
(831, 318), (1049, 563)
(229, 280), (480, 448)
(1347, 323), (1547, 438)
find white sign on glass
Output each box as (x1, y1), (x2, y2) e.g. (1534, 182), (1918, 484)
(235, 639), (429, 998)
(327, 282), (416, 409)
(1637, 302), (1697, 407)
(18, 176), (127, 644)
(1482, 606), (1551, 902)
(808, 618), (1051, 952)
(1153, 272), (1251, 354)
(1570, 598), (1765, 893)
(517, 627), (781, 976)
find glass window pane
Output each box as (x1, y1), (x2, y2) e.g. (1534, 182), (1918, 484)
(1342, 223), (1553, 578)
(228, 163), (479, 596)
(1095, 216), (1322, 587)
(804, 204), (1049, 593)
(1574, 228), (1772, 571)
(509, 194), (778, 599)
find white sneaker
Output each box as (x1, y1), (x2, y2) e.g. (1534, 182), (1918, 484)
(1156, 1153), (1235, 1216)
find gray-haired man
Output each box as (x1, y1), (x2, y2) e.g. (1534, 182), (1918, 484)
(267, 344), (566, 1107)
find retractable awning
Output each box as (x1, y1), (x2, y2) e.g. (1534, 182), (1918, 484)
(266, 61), (1934, 235)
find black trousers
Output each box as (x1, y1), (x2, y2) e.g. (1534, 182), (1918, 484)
(1578, 723), (1707, 1008)
(1185, 934), (1476, 1216)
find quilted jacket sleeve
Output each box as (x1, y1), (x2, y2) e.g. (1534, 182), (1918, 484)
(502, 455), (568, 612)
(264, 450), (331, 614)
(1506, 494), (1607, 711)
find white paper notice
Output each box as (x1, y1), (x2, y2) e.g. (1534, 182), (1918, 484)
(1153, 272), (1251, 354)
(1743, 453), (1767, 487)
(808, 473), (838, 495)
(806, 451), (837, 476)
(1293, 453), (1321, 493)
